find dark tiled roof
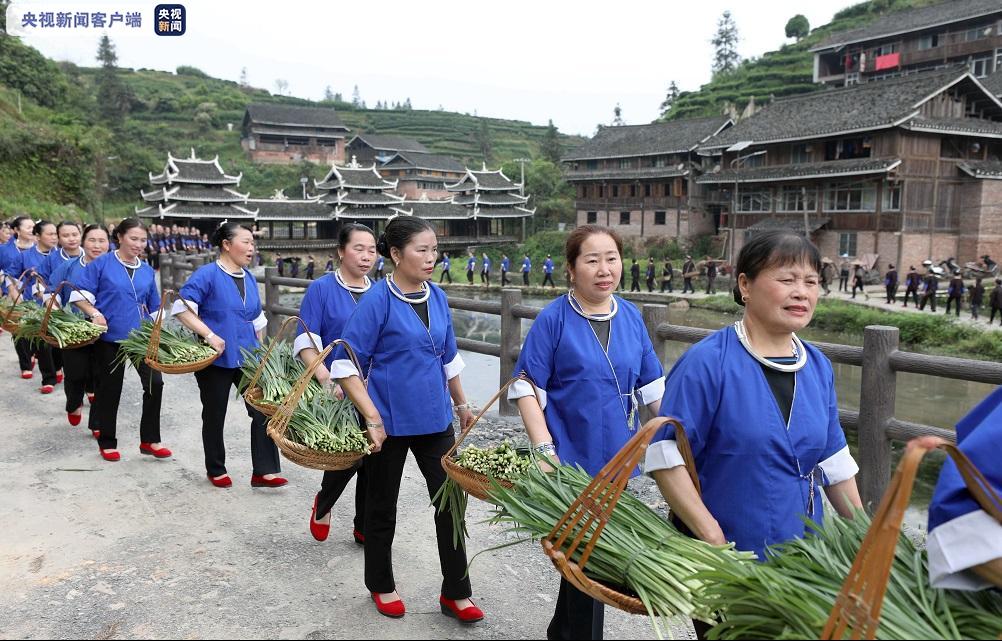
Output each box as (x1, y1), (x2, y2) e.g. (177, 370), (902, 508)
(316, 165), (397, 190)
(348, 134), (428, 153)
(406, 201), (470, 220)
(334, 206), (411, 220)
(153, 203), (257, 220)
(703, 68), (973, 148)
(321, 191), (405, 206)
(472, 206), (535, 219)
(446, 169), (521, 191)
(167, 186), (248, 202)
(249, 125), (348, 139)
(245, 103), (348, 130)
(562, 166), (689, 181)
(983, 71), (1002, 98)
(380, 151), (465, 173)
(747, 217), (831, 232)
(249, 199), (332, 221)
(697, 157), (902, 184)
(958, 160), (1002, 178)
(453, 192), (529, 206)
(563, 116), (732, 160)
(150, 154), (241, 185)
(904, 116), (1002, 137)
(812, 0), (1002, 51)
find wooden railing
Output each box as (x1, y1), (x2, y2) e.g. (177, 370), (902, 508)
(160, 253), (1002, 508)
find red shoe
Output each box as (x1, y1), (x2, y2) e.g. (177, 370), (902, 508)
(55, 370), (64, 384)
(67, 412), (82, 426)
(139, 442), (172, 458)
(92, 430), (101, 440)
(40, 385), (55, 394)
(251, 475), (288, 488)
(99, 448), (120, 462)
(20, 371), (33, 380)
(439, 596), (484, 624)
(371, 592), (406, 618)
(309, 495), (330, 542)
(208, 474), (233, 488)
(353, 529), (365, 546)
(87, 393), (96, 404)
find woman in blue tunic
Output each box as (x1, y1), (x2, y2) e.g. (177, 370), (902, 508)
(173, 222), (284, 489)
(49, 224), (108, 435)
(294, 223), (376, 544)
(38, 221), (85, 387)
(507, 225), (665, 641)
(332, 217), (482, 623)
(70, 218), (168, 463)
(645, 229), (861, 557)
(9, 219), (60, 391)
(927, 387), (1002, 590)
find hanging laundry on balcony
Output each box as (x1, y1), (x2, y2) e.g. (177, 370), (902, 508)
(875, 52), (901, 71)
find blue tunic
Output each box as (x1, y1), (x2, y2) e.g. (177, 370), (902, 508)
(466, 256), (476, 272)
(70, 252), (160, 343)
(521, 257), (531, 273)
(48, 255), (89, 308)
(501, 257), (510, 272)
(442, 256), (451, 271)
(543, 258), (554, 274)
(376, 257), (384, 271)
(332, 280), (462, 437)
(648, 326), (854, 560)
(510, 295), (664, 476)
(295, 273), (362, 368)
(12, 245), (50, 302)
(177, 262), (265, 369)
(37, 248), (80, 285)
(483, 257), (491, 272)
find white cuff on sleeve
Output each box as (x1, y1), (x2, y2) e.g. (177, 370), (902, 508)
(68, 289), (96, 305)
(638, 376), (666, 405)
(818, 445), (859, 485)
(170, 299), (198, 317)
(443, 353), (466, 380)
(643, 439), (685, 474)
(293, 332), (324, 358)
(330, 358), (360, 380)
(252, 312), (267, 333)
(507, 379), (547, 410)
(928, 509), (1002, 591)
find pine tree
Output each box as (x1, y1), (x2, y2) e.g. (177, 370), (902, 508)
(476, 119), (493, 163)
(352, 85), (362, 108)
(324, 85), (335, 101)
(404, 97), (412, 110)
(659, 81), (680, 119)
(711, 10), (741, 77)
(95, 35), (130, 125)
(239, 67), (248, 88)
(541, 119), (561, 163)
(334, 92), (343, 103)
(612, 104), (626, 126)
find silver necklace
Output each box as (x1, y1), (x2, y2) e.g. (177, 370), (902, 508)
(567, 290), (618, 321)
(387, 273), (430, 304)
(733, 320), (807, 372)
(335, 268), (371, 294)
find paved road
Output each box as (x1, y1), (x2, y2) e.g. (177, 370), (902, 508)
(0, 344), (682, 640)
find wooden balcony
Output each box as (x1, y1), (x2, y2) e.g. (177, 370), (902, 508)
(575, 197), (686, 211)
(869, 34), (1002, 70)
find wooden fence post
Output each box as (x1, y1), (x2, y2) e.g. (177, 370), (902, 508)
(160, 254), (173, 291)
(499, 288), (523, 417)
(264, 266), (281, 339)
(857, 325), (899, 510)
(640, 304), (669, 424)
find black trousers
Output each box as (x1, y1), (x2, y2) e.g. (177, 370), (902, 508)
(364, 428), (471, 600)
(903, 287), (919, 307)
(851, 278), (864, 298)
(919, 292), (937, 312)
(51, 347), (63, 373)
(542, 273), (555, 288)
(646, 277), (655, 292)
(971, 303), (981, 320)
(991, 306), (1001, 324)
(885, 285), (897, 304)
(946, 295), (963, 316)
(501, 270), (509, 286)
(682, 278), (694, 293)
(62, 345), (99, 432)
(193, 364), (280, 477)
(316, 462), (367, 533)
(630, 278), (640, 292)
(92, 340), (163, 450)
(14, 338), (57, 385)
(839, 273), (849, 291)
(439, 269), (452, 283)
(705, 276), (716, 295)
(547, 578), (605, 640)
(522, 272), (530, 286)
(660, 279), (673, 293)
(466, 269), (474, 284)
(480, 269), (489, 285)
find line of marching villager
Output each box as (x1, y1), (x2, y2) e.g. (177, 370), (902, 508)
(4, 215), (1001, 638)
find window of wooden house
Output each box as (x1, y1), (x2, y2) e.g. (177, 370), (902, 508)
(587, 211), (598, 224)
(653, 156), (668, 168)
(654, 211), (667, 225)
(883, 184), (902, 211)
(779, 186), (817, 212)
(737, 188), (771, 212)
(941, 137), (966, 159)
(872, 43), (898, 56)
(619, 211), (631, 225)
(273, 223), (291, 239)
(612, 185), (620, 198)
(996, 48), (1002, 73)
(791, 143), (811, 164)
(292, 223), (306, 239)
(971, 55), (992, 78)
(598, 185), (605, 198)
(825, 181), (876, 211)
(664, 182), (673, 196)
(742, 153), (765, 168)
(630, 184), (637, 197)
(825, 137), (871, 160)
(619, 158), (632, 169)
(578, 185), (586, 198)
(307, 222), (318, 239)
(644, 183), (652, 197)
(838, 232), (857, 257)
(918, 33), (940, 50)
(965, 26), (989, 42)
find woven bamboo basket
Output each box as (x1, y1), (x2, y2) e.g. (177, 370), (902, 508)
(38, 280), (107, 349)
(822, 437), (1002, 640)
(144, 289), (219, 374)
(1, 269), (44, 333)
(440, 375), (542, 502)
(266, 338), (369, 471)
(242, 315), (320, 417)
(542, 416), (700, 615)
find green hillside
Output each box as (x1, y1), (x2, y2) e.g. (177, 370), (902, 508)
(666, 0), (943, 120)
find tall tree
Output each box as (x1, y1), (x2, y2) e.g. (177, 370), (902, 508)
(541, 120), (561, 163)
(711, 10), (741, 77)
(239, 67), (248, 87)
(95, 35), (130, 125)
(323, 85), (335, 101)
(659, 81), (680, 118)
(352, 85), (362, 108)
(612, 103), (626, 126)
(476, 119), (493, 163)
(404, 97), (412, 110)
(785, 14), (810, 40)
(274, 78), (289, 95)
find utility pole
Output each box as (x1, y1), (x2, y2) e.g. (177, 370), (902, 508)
(513, 158), (530, 196)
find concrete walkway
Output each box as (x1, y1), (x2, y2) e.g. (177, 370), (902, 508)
(0, 344), (676, 640)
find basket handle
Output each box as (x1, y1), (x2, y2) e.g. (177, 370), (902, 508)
(821, 437), (1002, 640)
(3, 270), (47, 327)
(147, 289), (200, 362)
(243, 315), (320, 398)
(39, 279), (90, 337)
(443, 374), (543, 461)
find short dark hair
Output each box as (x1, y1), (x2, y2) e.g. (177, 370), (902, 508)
(33, 220), (55, 236)
(733, 230), (822, 306)
(81, 224), (109, 242)
(56, 220), (81, 234)
(337, 223), (375, 250)
(376, 217), (435, 258)
(565, 225), (623, 269)
(114, 218), (147, 242)
(211, 221), (253, 248)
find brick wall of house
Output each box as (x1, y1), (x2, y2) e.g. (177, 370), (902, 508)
(576, 209), (695, 238)
(396, 180), (451, 200)
(242, 138), (344, 165)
